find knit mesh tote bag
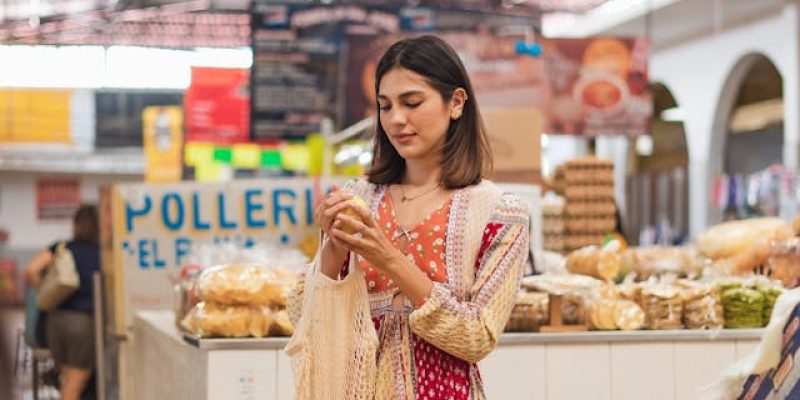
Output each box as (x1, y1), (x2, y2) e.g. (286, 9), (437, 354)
(285, 255), (379, 400)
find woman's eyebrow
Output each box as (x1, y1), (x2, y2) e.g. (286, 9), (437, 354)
(377, 90), (425, 101)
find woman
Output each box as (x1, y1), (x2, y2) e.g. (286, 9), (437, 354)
(25, 205), (100, 400)
(295, 35), (530, 399)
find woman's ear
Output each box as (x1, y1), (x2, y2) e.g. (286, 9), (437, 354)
(450, 88), (468, 120)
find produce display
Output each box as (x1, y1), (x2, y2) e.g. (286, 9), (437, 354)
(517, 210), (793, 333)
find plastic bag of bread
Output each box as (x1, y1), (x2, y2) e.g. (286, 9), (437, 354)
(674, 279), (723, 330)
(505, 291), (549, 332)
(270, 310), (295, 337)
(639, 284), (683, 330)
(713, 239), (773, 275)
(697, 218), (793, 260)
(768, 238), (800, 288)
(588, 298), (645, 331)
(566, 246), (621, 281)
(181, 302), (274, 338)
(721, 287), (764, 329)
(197, 263), (294, 307)
(521, 274), (604, 295)
(521, 274), (603, 325)
(623, 247), (697, 280)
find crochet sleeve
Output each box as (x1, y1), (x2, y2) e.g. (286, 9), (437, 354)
(409, 194), (529, 363)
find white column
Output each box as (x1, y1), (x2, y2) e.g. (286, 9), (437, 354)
(782, 2), (800, 170)
(596, 135), (630, 217)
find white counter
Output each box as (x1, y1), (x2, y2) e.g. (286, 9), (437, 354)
(131, 311), (762, 400)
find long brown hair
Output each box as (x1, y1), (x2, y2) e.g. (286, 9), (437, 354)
(367, 35), (492, 189)
(73, 204), (98, 245)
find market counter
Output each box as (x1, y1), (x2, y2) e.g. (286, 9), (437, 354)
(131, 311), (763, 400)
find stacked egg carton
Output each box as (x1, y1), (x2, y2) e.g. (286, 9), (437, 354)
(556, 157), (617, 252)
(542, 195), (566, 253)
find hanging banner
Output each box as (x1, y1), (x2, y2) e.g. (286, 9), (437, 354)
(184, 67), (250, 145)
(106, 178), (341, 333)
(143, 106), (184, 183)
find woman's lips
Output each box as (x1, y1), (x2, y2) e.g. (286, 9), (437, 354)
(393, 133), (416, 144)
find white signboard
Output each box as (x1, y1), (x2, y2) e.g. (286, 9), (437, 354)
(109, 178), (338, 333)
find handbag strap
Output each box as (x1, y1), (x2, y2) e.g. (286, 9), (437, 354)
(55, 240), (67, 255)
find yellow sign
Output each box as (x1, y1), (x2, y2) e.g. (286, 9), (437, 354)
(143, 106), (183, 183)
(0, 89), (71, 144)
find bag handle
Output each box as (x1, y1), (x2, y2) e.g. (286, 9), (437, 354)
(57, 240), (67, 253)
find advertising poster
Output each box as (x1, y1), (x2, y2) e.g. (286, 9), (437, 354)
(36, 178), (81, 221)
(143, 106), (183, 183)
(345, 34), (650, 137)
(184, 67), (250, 144)
(541, 37), (651, 137)
(344, 31), (549, 127)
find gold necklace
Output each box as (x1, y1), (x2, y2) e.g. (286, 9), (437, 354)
(399, 183), (440, 202)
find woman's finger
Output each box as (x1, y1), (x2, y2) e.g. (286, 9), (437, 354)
(331, 227), (370, 252)
(330, 227), (360, 249)
(324, 200), (355, 219)
(324, 191), (353, 208)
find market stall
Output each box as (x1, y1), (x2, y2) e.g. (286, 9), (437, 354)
(133, 310), (762, 400)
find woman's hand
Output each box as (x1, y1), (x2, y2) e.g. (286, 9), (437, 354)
(331, 202), (404, 273)
(315, 185), (353, 255)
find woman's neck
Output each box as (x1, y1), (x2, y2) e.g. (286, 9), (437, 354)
(403, 157), (441, 187)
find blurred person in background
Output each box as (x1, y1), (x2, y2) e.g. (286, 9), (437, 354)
(25, 205), (100, 400)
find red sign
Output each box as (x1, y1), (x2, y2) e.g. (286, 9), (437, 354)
(184, 67), (250, 144)
(36, 178), (81, 221)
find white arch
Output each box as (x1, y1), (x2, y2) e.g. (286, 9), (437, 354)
(647, 3), (799, 237)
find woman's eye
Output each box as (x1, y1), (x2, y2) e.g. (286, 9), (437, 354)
(379, 104), (391, 111)
(406, 102), (421, 109)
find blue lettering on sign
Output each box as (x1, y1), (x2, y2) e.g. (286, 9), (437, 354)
(162, 193), (184, 231)
(126, 195), (152, 233)
(217, 192), (237, 229)
(244, 189), (266, 228)
(138, 238), (150, 268)
(192, 193), (211, 230)
(305, 188), (314, 225)
(273, 189), (297, 227)
(152, 240), (166, 269)
(175, 237), (191, 266)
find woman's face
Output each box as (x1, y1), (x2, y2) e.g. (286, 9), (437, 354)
(377, 67), (463, 161)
